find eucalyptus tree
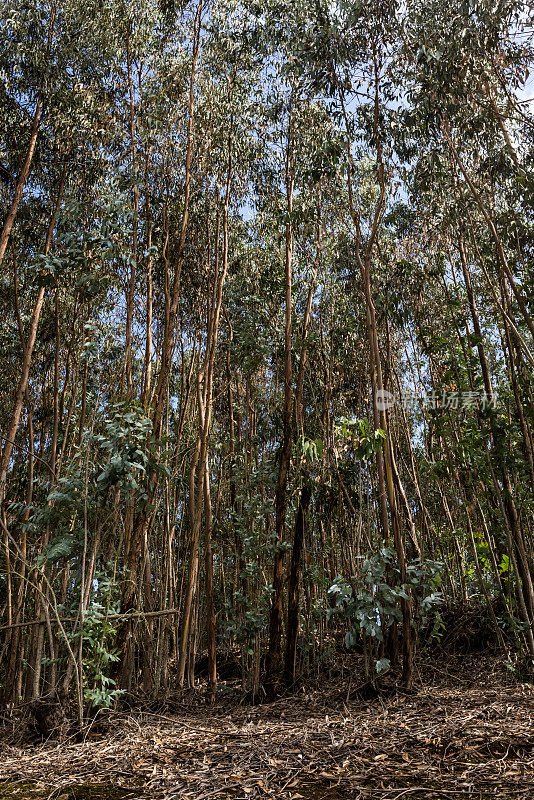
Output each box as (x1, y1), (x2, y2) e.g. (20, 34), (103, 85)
(398, 0), (534, 653)
(3, 0), (534, 712)
(0, 0), (132, 503)
(291, 0), (419, 683)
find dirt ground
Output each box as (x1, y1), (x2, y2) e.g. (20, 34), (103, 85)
(0, 654), (533, 800)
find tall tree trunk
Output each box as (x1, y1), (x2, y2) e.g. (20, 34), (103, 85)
(114, 1), (203, 688)
(284, 484), (311, 685)
(266, 103), (295, 698)
(0, 161), (67, 504)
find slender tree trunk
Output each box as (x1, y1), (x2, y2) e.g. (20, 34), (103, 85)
(266, 104), (295, 698)
(114, 2), (203, 687)
(0, 161), (67, 504)
(284, 484), (311, 685)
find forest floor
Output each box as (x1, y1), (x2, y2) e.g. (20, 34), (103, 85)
(0, 653), (533, 800)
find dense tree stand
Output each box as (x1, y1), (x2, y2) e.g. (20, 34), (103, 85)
(1, 0), (534, 779)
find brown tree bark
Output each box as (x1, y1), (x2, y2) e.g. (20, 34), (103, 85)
(114, 0), (203, 689)
(265, 100), (295, 698)
(0, 161), (67, 505)
(284, 484), (311, 685)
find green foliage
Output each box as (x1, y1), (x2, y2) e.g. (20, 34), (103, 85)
(94, 404), (154, 495)
(80, 567), (125, 708)
(328, 549), (444, 672)
(295, 435), (324, 463)
(335, 418), (386, 461)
